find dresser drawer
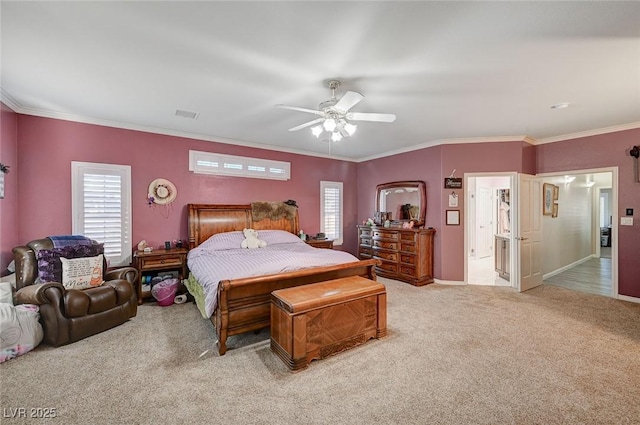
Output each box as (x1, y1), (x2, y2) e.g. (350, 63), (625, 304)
(400, 232), (417, 242)
(400, 243), (416, 253)
(376, 261), (398, 274)
(400, 254), (416, 265)
(373, 240), (397, 250)
(359, 236), (372, 246)
(373, 250), (398, 262)
(139, 256), (184, 269)
(359, 247), (373, 257)
(373, 230), (398, 240)
(399, 265), (416, 277)
(359, 228), (372, 237)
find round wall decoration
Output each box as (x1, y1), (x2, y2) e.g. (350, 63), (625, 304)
(148, 178), (177, 205)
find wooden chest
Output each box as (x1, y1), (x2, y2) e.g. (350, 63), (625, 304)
(270, 276), (387, 371)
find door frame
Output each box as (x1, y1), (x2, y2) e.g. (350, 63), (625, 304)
(464, 172), (517, 288)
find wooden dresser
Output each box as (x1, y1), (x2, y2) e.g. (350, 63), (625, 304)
(357, 225), (435, 286)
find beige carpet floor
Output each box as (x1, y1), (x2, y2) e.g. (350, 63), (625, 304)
(1, 278), (639, 425)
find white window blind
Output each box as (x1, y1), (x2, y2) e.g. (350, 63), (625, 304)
(189, 150), (290, 180)
(72, 162), (132, 267)
(320, 181), (343, 245)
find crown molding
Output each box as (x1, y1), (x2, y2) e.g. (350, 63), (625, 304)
(0, 89), (21, 112)
(536, 122), (640, 145)
(356, 135), (533, 162)
(5, 94), (638, 162)
(8, 105), (357, 162)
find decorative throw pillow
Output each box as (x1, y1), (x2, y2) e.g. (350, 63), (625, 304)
(59, 254), (104, 290)
(36, 244), (103, 283)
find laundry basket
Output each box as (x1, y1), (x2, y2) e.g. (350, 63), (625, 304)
(151, 278), (179, 307)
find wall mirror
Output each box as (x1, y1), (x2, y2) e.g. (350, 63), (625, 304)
(375, 181), (426, 227)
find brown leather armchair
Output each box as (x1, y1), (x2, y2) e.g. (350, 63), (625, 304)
(13, 238), (138, 347)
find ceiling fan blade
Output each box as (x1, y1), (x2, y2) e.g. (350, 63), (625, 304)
(288, 118), (324, 132)
(333, 91), (364, 112)
(276, 104), (323, 116)
(348, 112), (397, 123)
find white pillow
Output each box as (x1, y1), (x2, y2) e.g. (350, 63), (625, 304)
(199, 231), (245, 251)
(0, 281), (13, 305)
(256, 230), (304, 245)
(60, 254), (104, 290)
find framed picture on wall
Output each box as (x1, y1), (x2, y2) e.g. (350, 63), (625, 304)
(446, 209), (460, 225)
(543, 183), (554, 215)
(553, 185), (559, 201)
(552, 203), (558, 218)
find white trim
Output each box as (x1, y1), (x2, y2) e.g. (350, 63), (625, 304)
(5, 95), (637, 162)
(434, 279), (465, 285)
(0, 88), (21, 112)
(357, 136), (534, 162)
(536, 122), (640, 145)
(617, 294), (640, 304)
(542, 254), (596, 280)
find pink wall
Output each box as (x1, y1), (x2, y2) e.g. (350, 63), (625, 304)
(11, 113), (640, 298)
(0, 103), (19, 274)
(16, 116), (359, 256)
(536, 128), (640, 298)
(357, 141), (529, 281)
(358, 146), (443, 277)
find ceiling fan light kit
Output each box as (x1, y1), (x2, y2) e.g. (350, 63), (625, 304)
(276, 79), (396, 142)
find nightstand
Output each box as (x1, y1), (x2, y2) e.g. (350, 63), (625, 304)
(133, 248), (188, 304)
(305, 239), (334, 249)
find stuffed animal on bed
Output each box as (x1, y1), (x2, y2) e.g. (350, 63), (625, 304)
(241, 228), (267, 249)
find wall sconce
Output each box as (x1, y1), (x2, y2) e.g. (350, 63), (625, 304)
(630, 145), (639, 183)
(564, 175), (576, 184)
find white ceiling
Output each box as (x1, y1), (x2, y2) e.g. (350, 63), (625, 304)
(2, 1), (639, 160)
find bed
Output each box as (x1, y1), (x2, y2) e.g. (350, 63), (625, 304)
(186, 203), (378, 355)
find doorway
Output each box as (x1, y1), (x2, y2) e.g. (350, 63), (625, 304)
(466, 174), (513, 287)
(540, 170), (616, 297)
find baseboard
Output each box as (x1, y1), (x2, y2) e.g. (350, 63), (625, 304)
(617, 294), (640, 304)
(434, 278), (465, 285)
(542, 255), (596, 280)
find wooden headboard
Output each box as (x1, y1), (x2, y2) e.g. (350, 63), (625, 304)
(188, 204), (300, 249)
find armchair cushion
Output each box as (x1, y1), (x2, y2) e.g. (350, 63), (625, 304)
(36, 244), (103, 284)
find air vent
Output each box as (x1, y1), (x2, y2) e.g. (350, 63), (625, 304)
(175, 109), (199, 119)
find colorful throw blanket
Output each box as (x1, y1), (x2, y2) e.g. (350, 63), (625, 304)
(48, 235), (94, 248)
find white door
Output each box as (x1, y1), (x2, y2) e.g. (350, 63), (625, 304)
(476, 186), (493, 258)
(515, 174), (543, 291)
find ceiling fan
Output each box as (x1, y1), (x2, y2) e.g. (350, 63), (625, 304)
(276, 80), (396, 142)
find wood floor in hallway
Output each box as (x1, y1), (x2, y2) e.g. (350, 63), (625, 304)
(544, 256), (612, 297)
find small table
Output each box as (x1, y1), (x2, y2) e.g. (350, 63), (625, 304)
(132, 248), (188, 304)
(270, 276), (386, 371)
(305, 239), (334, 249)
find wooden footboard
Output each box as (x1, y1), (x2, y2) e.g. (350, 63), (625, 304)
(212, 259), (378, 355)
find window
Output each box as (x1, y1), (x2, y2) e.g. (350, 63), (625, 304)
(72, 162), (132, 267)
(189, 150), (290, 180)
(320, 181), (343, 245)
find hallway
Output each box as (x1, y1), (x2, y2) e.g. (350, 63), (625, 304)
(543, 255), (612, 297)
